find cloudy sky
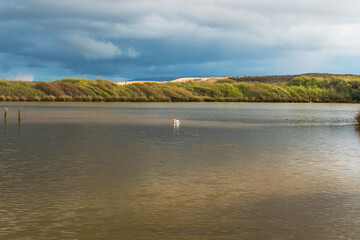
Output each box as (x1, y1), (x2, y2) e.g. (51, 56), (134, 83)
(1, 0), (360, 81)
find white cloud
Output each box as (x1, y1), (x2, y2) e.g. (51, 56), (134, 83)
(126, 47), (140, 58)
(6, 1), (360, 55)
(40, 0), (360, 57)
(5, 74), (34, 81)
(2, 0), (360, 77)
(61, 35), (139, 60)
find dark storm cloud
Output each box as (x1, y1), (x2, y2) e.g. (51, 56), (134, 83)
(1, 0), (360, 80)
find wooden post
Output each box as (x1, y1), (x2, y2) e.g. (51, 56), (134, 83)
(18, 106), (21, 122)
(4, 107), (8, 121)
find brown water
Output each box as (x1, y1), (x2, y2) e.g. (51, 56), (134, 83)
(0, 102), (360, 240)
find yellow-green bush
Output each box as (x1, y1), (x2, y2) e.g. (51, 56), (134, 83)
(1, 75), (360, 102)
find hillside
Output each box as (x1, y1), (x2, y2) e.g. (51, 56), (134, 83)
(1, 74), (360, 102)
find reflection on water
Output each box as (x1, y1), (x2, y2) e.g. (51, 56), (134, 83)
(173, 122), (180, 134)
(0, 102), (360, 240)
(356, 124), (360, 138)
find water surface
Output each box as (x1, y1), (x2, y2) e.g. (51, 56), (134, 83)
(0, 102), (359, 239)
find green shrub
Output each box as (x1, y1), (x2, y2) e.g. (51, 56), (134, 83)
(1, 74), (360, 102)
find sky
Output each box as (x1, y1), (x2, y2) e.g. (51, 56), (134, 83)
(1, 0), (360, 81)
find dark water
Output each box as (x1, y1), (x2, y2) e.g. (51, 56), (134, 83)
(0, 102), (360, 240)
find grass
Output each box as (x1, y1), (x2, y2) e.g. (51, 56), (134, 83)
(1, 74), (360, 102)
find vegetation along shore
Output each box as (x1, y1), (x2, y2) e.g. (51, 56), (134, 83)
(1, 73), (360, 102)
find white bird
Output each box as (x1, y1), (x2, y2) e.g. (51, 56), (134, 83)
(172, 119), (180, 124)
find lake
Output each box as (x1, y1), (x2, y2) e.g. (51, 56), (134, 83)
(0, 102), (360, 240)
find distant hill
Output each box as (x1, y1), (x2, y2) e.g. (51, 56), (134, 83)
(127, 73), (360, 84)
(229, 73), (360, 83)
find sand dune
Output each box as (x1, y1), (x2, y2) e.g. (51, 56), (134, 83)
(116, 76), (230, 85)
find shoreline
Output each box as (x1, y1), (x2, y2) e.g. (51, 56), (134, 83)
(0, 98), (359, 103)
